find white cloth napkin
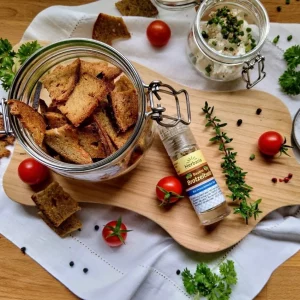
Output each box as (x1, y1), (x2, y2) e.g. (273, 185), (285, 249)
(1, 1), (300, 299)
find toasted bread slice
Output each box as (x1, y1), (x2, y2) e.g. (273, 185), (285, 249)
(114, 75), (134, 92)
(38, 212), (82, 237)
(44, 112), (68, 129)
(0, 141), (10, 158)
(93, 104), (133, 149)
(78, 123), (106, 159)
(39, 99), (49, 115)
(8, 100), (46, 146)
(32, 181), (81, 227)
(42, 59), (80, 102)
(109, 89), (138, 132)
(59, 73), (113, 127)
(2, 135), (15, 145)
(0, 116), (5, 139)
(92, 13), (131, 46)
(44, 124), (93, 164)
(80, 60), (122, 81)
(115, 0), (158, 17)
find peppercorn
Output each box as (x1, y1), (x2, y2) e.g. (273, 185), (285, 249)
(279, 179), (283, 182)
(273, 35), (280, 45)
(176, 270), (181, 275)
(94, 225), (100, 231)
(284, 177), (290, 183)
(202, 31), (209, 39)
(277, 6), (282, 12)
(288, 173), (293, 179)
(21, 247), (26, 254)
(69, 261), (74, 267)
(286, 0), (290, 4)
(78, 228), (81, 231)
(287, 35), (292, 42)
(237, 119), (243, 126)
(249, 154), (255, 161)
(271, 178), (277, 183)
(83, 268), (89, 273)
(256, 108), (262, 115)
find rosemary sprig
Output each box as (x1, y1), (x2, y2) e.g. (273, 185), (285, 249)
(202, 101), (262, 224)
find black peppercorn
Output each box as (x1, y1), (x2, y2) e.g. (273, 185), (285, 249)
(256, 108), (262, 115)
(78, 228), (81, 231)
(271, 178), (277, 183)
(176, 270), (181, 275)
(277, 6), (281, 12)
(94, 225), (100, 231)
(237, 119), (243, 126)
(83, 268), (89, 273)
(69, 261), (74, 267)
(21, 247), (26, 254)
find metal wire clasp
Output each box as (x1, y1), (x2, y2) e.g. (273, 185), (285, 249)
(0, 98), (13, 135)
(242, 54), (266, 89)
(144, 80), (191, 127)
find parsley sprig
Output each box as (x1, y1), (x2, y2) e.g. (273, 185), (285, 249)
(0, 38), (42, 91)
(279, 45), (300, 96)
(202, 102), (262, 224)
(182, 260), (237, 300)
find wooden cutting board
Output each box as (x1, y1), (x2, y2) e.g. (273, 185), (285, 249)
(3, 63), (300, 253)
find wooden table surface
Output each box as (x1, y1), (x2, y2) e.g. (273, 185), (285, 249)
(0, 1), (299, 299)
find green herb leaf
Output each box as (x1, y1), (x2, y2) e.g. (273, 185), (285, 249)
(16, 41), (42, 65)
(182, 260), (237, 300)
(283, 45), (300, 69)
(202, 102), (262, 223)
(279, 68), (300, 96)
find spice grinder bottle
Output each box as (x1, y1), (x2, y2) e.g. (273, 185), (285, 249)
(158, 122), (230, 225)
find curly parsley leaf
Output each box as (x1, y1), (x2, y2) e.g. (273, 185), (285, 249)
(0, 38), (41, 91)
(283, 45), (300, 69)
(16, 41), (42, 65)
(182, 260), (237, 300)
(279, 68), (300, 96)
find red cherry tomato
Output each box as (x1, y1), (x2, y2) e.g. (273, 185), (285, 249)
(258, 131), (285, 156)
(18, 158), (49, 185)
(102, 217), (131, 247)
(156, 176), (183, 205)
(146, 20), (171, 47)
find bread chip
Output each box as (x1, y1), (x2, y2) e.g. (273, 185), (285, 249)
(2, 135), (15, 145)
(44, 112), (68, 129)
(42, 59), (80, 102)
(92, 13), (131, 46)
(44, 124), (93, 164)
(59, 73), (113, 127)
(32, 181), (81, 227)
(0, 116), (5, 139)
(80, 60), (122, 81)
(78, 123), (106, 159)
(0, 141), (10, 158)
(114, 75), (134, 92)
(115, 0), (158, 17)
(38, 212), (82, 237)
(8, 100), (46, 146)
(93, 104), (133, 149)
(109, 89), (138, 132)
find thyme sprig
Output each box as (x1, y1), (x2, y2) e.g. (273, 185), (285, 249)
(202, 101), (262, 224)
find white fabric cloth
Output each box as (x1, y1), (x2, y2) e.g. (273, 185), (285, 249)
(1, 1), (300, 299)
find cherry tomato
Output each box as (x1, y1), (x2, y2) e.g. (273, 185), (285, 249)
(146, 20), (171, 47)
(258, 131), (286, 156)
(18, 158), (49, 185)
(156, 176), (183, 205)
(102, 217), (131, 247)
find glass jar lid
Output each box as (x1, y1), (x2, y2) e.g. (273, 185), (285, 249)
(154, 0), (201, 9)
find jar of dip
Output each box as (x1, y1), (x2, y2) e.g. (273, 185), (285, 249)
(155, 0), (270, 88)
(0, 38), (191, 182)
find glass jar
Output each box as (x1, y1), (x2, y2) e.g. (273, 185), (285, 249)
(1, 38), (190, 182)
(155, 0), (270, 88)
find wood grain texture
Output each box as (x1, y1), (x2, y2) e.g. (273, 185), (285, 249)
(0, 0), (299, 299)
(3, 64), (300, 253)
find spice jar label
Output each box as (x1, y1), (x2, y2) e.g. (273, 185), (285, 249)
(174, 150), (225, 213)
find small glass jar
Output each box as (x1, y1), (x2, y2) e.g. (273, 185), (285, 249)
(155, 0), (270, 88)
(1, 39), (190, 182)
